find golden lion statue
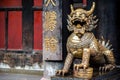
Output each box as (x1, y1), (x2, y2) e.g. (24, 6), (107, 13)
(56, 2), (116, 76)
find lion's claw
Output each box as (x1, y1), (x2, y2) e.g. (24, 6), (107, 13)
(74, 64), (87, 71)
(99, 64), (116, 72)
(56, 70), (68, 76)
(74, 64), (81, 71)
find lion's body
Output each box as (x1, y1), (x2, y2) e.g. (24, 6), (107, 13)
(66, 32), (115, 67)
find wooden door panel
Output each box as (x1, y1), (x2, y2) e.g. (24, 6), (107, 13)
(0, 0), (43, 51)
(0, 12), (5, 49)
(34, 11), (42, 50)
(8, 11), (22, 50)
(0, 0), (22, 7)
(34, 0), (42, 7)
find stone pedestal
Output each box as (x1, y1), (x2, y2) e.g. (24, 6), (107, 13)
(51, 68), (120, 80)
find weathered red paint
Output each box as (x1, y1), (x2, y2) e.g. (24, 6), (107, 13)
(0, 12), (5, 49)
(34, 11), (42, 50)
(34, 0), (42, 7)
(0, 0), (22, 7)
(8, 11), (22, 50)
(83, 0), (87, 6)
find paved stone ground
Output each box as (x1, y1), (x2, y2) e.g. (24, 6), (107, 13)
(0, 73), (43, 80)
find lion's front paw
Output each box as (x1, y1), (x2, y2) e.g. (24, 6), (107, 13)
(56, 70), (68, 76)
(99, 64), (116, 72)
(74, 64), (88, 71)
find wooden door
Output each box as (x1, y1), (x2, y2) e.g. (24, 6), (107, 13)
(0, 0), (43, 51)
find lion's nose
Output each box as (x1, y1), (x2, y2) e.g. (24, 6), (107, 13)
(76, 24), (82, 28)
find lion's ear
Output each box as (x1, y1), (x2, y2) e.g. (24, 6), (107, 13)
(86, 2), (95, 16)
(70, 4), (74, 12)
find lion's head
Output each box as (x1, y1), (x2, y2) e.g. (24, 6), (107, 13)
(67, 2), (98, 34)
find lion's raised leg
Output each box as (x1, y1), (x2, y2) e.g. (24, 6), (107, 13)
(74, 48), (90, 71)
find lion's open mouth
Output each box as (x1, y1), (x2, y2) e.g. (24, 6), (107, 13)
(72, 18), (86, 26)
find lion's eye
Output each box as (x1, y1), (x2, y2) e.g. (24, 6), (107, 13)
(81, 14), (86, 18)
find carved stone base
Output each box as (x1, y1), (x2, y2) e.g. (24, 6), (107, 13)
(51, 68), (120, 80)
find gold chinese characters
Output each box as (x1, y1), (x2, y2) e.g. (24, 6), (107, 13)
(45, 0), (56, 7)
(45, 37), (58, 52)
(45, 11), (57, 31)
